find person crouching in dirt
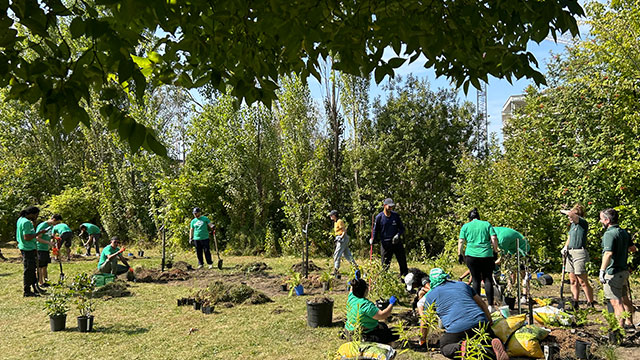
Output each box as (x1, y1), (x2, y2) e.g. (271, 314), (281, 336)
(328, 210), (357, 278)
(98, 237), (131, 276)
(79, 222), (101, 256)
(416, 268), (509, 360)
(403, 267), (429, 310)
(345, 277), (400, 344)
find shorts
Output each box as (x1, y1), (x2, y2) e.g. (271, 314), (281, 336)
(604, 270), (630, 300)
(37, 250), (51, 266)
(60, 231), (73, 247)
(566, 248), (589, 275)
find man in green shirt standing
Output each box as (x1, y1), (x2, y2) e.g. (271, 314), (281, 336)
(189, 207), (215, 269)
(98, 237), (131, 275)
(599, 208), (635, 329)
(52, 216), (73, 261)
(35, 215), (60, 287)
(79, 222), (102, 256)
(17, 206), (50, 297)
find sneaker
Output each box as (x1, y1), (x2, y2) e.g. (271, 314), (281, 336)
(491, 338), (509, 360)
(95, 254), (99, 257)
(40, 282), (50, 288)
(587, 301), (598, 308)
(418, 338), (426, 347)
(23, 291), (40, 297)
(208, 265), (213, 269)
(196, 264), (203, 269)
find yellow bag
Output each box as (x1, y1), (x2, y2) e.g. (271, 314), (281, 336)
(491, 314), (526, 343)
(335, 342), (396, 360)
(506, 329), (544, 358)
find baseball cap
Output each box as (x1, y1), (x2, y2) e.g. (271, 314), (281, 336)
(383, 198), (395, 207)
(404, 273), (415, 291)
(192, 207), (201, 214)
(327, 210), (338, 217)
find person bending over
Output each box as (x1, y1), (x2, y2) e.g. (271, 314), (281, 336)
(417, 268), (508, 360)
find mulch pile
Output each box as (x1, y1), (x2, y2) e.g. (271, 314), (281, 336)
(93, 280), (132, 298)
(172, 261), (194, 271)
(134, 268), (190, 283)
(240, 262), (271, 273)
(199, 280), (273, 307)
(291, 261), (321, 273)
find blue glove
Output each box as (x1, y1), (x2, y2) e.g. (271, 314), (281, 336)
(354, 269), (361, 281)
(389, 296), (398, 306)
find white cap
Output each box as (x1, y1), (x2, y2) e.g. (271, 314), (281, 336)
(404, 273), (414, 291)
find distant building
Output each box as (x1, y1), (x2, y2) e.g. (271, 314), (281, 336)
(501, 94), (526, 125)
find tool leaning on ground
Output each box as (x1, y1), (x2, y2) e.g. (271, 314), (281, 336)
(559, 250), (568, 310)
(213, 229), (223, 270)
(52, 236), (65, 283)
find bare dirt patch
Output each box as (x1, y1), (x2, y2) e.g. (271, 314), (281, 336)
(134, 268), (190, 283)
(291, 260), (321, 273)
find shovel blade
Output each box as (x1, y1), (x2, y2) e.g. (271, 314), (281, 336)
(217, 259), (223, 270)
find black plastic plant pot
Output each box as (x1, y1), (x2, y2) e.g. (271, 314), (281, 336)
(138, 250), (144, 257)
(186, 298), (195, 305)
(504, 296), (516, 310)
(194, 301), (202, 311)
(77, 315), (94, 332)
(322, 282), (330, 292)
(537, 274), (554, 286)
(307, 299), (334, 328)
(202, 305), (214, 314)
(575, 340), (591, 359)
(280, 284), (287, 292)
(177, 299), (183, 306)
(49, 314), (66, 332)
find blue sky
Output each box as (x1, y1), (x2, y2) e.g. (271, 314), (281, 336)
(307, 39), (571, 141)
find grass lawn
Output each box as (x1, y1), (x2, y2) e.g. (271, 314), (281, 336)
(1, 245), (638, 359)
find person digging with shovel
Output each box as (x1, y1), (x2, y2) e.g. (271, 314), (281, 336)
(328, 210), (357, 279)
(35, 214), (61, 288)
(560, 203), (595, 309)
(52, 216), (73, 261)
(98, 237), (132, 277)
(16, 206), (51, 297)
(189, 207), (215, 269)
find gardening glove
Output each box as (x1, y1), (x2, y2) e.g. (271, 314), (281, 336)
(189, 238), (194, 246)
(392, 233), (400, 245)
(389, 296), (398, 306)
(354, 269), (361, 281)
(599, 269), (607, 284)
(458, 254), (465, 265)
(561, 246), (568, 257)
(369, 238), (374, 245)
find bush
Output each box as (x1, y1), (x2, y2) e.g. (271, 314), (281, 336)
(43, 186), (99, 230)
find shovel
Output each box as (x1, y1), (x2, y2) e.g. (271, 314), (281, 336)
(213, 230), (223, 270)
(52, 245), (65, 283)
(558, 252), (568, 310)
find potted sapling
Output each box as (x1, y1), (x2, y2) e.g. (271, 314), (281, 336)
(201, 293), (215, 314)
(320, 271), (332, 292)
(71, 272), (96, 332)
(287, 270), (304, 296)
(44, 283), (70, 332)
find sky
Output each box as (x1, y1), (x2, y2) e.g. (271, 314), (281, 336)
(307, 40), (571, 142)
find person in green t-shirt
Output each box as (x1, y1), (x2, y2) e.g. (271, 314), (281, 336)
(189, 207), (215, 269)
(458, 208), (499, 310)
(598, 208), (635, 329)
(35, 215), (60, 287)
(17, 206), (50, 297)
(79, 223), (102, 256)
(560, 203), (595, 309)
(52, 216), (73, 261)
(98, 237), (131, 275)
(345, 276), (399, 344)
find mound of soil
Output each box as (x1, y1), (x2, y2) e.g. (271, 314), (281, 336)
(241, 262), (271, 273)
(201, 280), (273, 305)
(307, 296), (333, 304)
(172, 261), (194, 271)
(291, 261), (321, 273)
(93, 280), (132, 298)
(135, 268), (190, 283)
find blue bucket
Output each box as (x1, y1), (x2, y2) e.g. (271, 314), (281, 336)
(294, 284), (304, 296)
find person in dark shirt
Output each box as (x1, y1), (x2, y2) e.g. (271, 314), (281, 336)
(371, 198), (408, 276)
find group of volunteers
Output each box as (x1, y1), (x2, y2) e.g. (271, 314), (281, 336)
(14, 205), (112, 297)
(340, 198), (638, 359)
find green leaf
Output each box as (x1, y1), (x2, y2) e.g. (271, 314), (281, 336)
(118, 57), (134, 83)
(69, 17), (85, 39)
(387, 57), (406, 68)
(128, 123), (146, 152)
(145, 133), (167, 157)
(117, 115), (134, 139)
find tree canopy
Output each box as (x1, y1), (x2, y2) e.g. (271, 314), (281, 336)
(1, 0), (583, 154)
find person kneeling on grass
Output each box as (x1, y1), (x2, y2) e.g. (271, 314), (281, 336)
(345, 276), (399, 344)
(98, 237), (131, 276)
(416, 268), (509, 360)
